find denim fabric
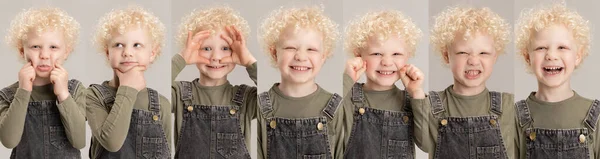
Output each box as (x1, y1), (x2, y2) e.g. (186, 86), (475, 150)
(175, 81), (251, 159)
(344, 83), (414, 159)
(90, 85), (170, 159)
(429, 91), (508, 159)
(259, 91), (342, 159)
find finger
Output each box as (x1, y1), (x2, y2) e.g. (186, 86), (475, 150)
(220, 34), (234, 45)
(357, 62), (366, 77)
(196, 56), (211, 64)
(186, 31), (193, 45)
(399, 66), (411, 84)
(232, 26), (243, 42)
(225, 26), (235, 39)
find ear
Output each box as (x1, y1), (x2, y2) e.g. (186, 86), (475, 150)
(442, 50), (450, 64)
(269, 47), (277, 61)
(575, 48), (583, 66)
(353, 49), (361, 57)
(150, 46), (159, 62)
(19, 47), (25, 59)
(523, 51), (531, 65)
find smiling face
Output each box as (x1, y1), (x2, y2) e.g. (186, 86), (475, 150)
(272, 27), (326, 85)
(446, 31), (498, 90)
(196, 30), (236, 81)
(528, 24), (581, 89)
(22, 29), (70, 78)
(106, 27), (156, 72)
(360, 36), (409, 89)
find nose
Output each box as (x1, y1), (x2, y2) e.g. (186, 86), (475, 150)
(39, 48), (50, 60)
(294, 50), (308, 61)
(381, 55), (393, 66)
(122, 46), (134, 57)
(545, 49), (558, 61)
(467, 54), (481, 66)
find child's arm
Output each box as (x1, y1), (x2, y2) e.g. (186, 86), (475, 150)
(55, 82), (87, 149)
(332, 103), (345, 159)
(0, 63), (36, 148)
(86, 86), (139, 152)
(399, 64), (434, 152)
(158, 95), (172, 152)
(0, 87), (30, 148)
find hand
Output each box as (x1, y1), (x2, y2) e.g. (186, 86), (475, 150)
(18, 62), (36, 91)
(50, 63), (70, 101)
(115, 65), (147, 91)
(399, 64), (425, 99)
(345, 57), (366, 82)
(179, 31), (211, 65)
(220, 26), (256, 67)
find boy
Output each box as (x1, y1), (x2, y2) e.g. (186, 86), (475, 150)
(86, 6), (171, 159)
(341, 10), (423, 159)
(171, 6), (257, 158)
(515, 3), (599, 159)
(257, 6), (343, 159)
(411, 6), (517, 159)
(0, 7), (86, 158)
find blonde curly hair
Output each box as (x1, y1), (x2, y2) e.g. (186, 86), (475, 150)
(177, 6), (250, 49)
(259, 5), (340, 66)
(6, 7), (80, 55)
(94, 5), (165, 57)
(515, 3), (590, 67)
(431, 6), (510, 63)
(345, 10), (422, 57)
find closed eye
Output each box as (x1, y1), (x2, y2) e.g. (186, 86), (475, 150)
(393, 52), (404, 56)
(370, 53), (382, 56)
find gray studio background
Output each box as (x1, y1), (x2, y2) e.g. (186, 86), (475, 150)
(429, 0), (515, 94)
(171, 0), (259, 158)
(0, 0), (171, 158)
(343, 0), (429, 158)
(256, 0), (344, 95)
(513, 0), (600, 101)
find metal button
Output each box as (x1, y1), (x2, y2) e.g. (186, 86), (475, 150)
(229, 109), (237, 115)
(153, 115), (159, 121)
(270, 120), (276, 129)
(317, 122), (324, 130)
(187, 106), (193, 112)
(359, 108), (365, 115)
(529, 132), (536, 141)
(440, 119), (448, 126)
(579, 134), (586, 143)
(490, 119), (497, 126)
(403, 116), (409, 123)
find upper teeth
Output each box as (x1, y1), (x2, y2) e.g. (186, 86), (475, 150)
(466, 70), (480, 75)
(544, 67), (562, 70)
(378, 71), (394, 75)
(292, 66), (308, 71)
(209, 65), (224, 68)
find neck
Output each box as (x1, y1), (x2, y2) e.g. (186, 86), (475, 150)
(452, 80), (486, 96)
(198, 74), (228, 86)
(278, 80), (318, 97)
(109, 73), (120, 88)
(536, 81), (573, 102)
(32, 76), (51, 86)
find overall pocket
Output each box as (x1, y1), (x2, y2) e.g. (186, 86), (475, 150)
(388, 140), (411, 159)
(217, 133), (240, 158)
(476, 146), (500, 159)
(303, 154), (327, 159)
(142, 137), (166, 159)
(49, 126), (70, 149)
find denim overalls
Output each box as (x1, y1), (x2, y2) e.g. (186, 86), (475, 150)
(429, 91), (508, 159)
(344, 83), (414, 159)
(89, 84), (170, 159)
(4, 79), (82, 159)
(258, 91), (342, 159)
(516, 99), (600, 159)
(175, 80), (251, 159)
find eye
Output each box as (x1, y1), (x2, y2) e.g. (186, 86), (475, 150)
(457, 52), (468, 55)
(535, 47), (547, 51)
(114, 43), (124, 48)
(133, 43), (143, 48)
(284, 47), (296, 50)
(50, 45), (59, 49)
(31, 45), (41, 49)
(202, 47), (212, 51)
(222, 47), (231, 51)
(558, 46), (569, 50)
(370, 53), (382, 56)
(393, 52), (404, 56)
(480, 52), (489, 55)
(308, 48), (318, 52)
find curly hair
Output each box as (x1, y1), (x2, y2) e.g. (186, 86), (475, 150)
(6, 7), (80, 54)
(94, 5), (165, 56)
(515, 2), (590, 67)
(177, 6), (250, 49)
(259, 5), (340, 66)
(431, 6), (510, 63)
(344, 10), (422, 57)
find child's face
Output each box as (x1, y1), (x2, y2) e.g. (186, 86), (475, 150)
(360, 36), (409, 88)
(272, 27), (326, 85)
(196, 30), (235, 81)
(446, 32), (498, 89)
(528, 24), (581, 88)
(106, 27), (157, 72)
(22, 29), (69, 78)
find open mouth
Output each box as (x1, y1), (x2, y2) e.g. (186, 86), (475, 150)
(290, 66), (311, 71)
(543, 66), (563, 75)
(464, 70), (481, 79)
(376, 70), (396, 75)
(207, 65), (226, 69)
